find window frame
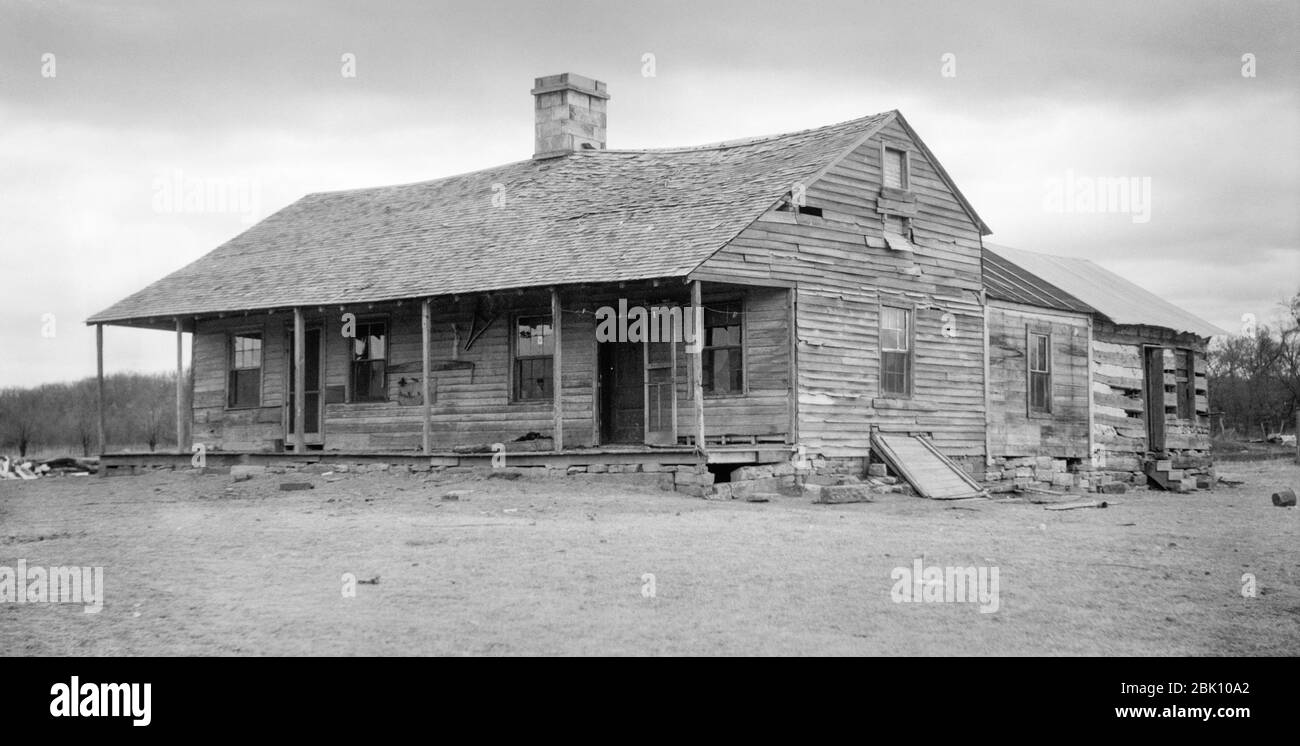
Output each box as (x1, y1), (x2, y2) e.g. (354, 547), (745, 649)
(226, 328), (265, 410)
(878, 304), (914, 398)
(1026, 328), (1053, 416)
(511, 312), (555, 404)
(347, 317), (390, 403)
(880, 142), (911, 191)
(1174, 348), (1196, 420)
(701, 298), (746, 397)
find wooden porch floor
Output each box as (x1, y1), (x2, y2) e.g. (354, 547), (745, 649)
(99, 443), (794, 475)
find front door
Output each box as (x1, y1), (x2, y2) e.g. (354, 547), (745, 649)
(644, 339), (677, 445)
(287, 326), (323, 446)
(600, 341), (644, 444)
(1142, 346), (1165, 454)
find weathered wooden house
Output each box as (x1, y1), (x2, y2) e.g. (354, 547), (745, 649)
(981, 244), (1223, 492)
(88, 72), (1221, 494)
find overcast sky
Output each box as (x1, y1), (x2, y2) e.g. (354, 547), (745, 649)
(1, 0), (1296, 388)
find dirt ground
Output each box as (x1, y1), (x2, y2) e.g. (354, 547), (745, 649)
(2, 460), (1298, 656)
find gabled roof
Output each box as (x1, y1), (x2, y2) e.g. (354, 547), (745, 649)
(983, 244), (1226, 338)
(90, 110), (971, 325)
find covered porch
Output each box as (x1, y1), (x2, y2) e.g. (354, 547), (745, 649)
(92, 275), (798, 465)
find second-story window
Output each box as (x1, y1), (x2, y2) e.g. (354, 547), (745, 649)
(883, 146), (908, 190)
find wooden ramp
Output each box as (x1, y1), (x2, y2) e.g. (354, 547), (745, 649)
(870, 432), (986, 500)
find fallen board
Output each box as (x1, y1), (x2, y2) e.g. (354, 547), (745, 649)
(871, 431), (985, 500)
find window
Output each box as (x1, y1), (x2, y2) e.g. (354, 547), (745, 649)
(1028, 332), (1051, 413)
(702, 301), (743, 394)
(1174, 349), (1195, 419)
(350, 321), (387, 401)
(880, 307), (912, 396)
(883, 146), (908, 190)
(228, 333), (262, 408)
(513, 315), (554, 401)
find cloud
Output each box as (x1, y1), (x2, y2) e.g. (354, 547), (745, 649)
(0, 0), (1296, 386)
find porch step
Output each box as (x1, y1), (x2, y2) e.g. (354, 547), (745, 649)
(1143, 461), (1197, 492)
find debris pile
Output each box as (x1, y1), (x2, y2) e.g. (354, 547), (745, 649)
(0, 456), (97, 480)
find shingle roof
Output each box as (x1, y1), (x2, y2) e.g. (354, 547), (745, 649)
(984, 244), (1226, 338)
(89, 111), (901, 325)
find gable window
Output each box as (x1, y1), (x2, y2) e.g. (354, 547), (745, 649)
(1174, 349), (1195, 420)
(702, 301), (743, 394)
(228, 332), (262, 408)
(883, 146), (908, 190)
(350, 321), (388, 402)
(514, 315), (554, 401)
(880, 306), (912, 396)
(1028, 331), (1052, 414)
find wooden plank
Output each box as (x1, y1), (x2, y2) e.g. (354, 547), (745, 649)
(787, 287), (799, 445)
(551, 288), (563, 451)
(872, 431), (982, 499)
(982, 295), (992, 465)
(96, 324), (105, 456)
(293, 307), (305, 454)
(421, 298), (431, 455)
(692, 280), (705, 451)
(1086, 315), (1095, 461)
(175, 318), (186, 454)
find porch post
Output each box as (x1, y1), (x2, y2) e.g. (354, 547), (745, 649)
(175, 318), (186, 454)
(96, 324), (106, 456)
(293, 307), (306, 454)
(551, 287), (563, 451)
(422, 298), (432, 455)
(691, 280), (705, 451)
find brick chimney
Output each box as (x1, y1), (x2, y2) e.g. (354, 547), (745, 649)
(531, 73), (609, 159)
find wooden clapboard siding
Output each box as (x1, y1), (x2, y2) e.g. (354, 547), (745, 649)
(698, 119), (986, 459)
(186, 298), (598, 452)
(672, 286), (791, 441)
(190, 316), (286, 451)
(322, 297), (595, 451)
(986, 302), (1089, 458)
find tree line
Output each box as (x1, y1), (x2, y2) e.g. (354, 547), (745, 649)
(0, 372), (188, 458)
(1206, 291), (1300, 439)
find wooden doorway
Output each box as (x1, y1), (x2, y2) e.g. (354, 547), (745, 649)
(1142, 346), (1166, 454)
(600, 342), (643, 443)
(287, 325), (324, 447)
